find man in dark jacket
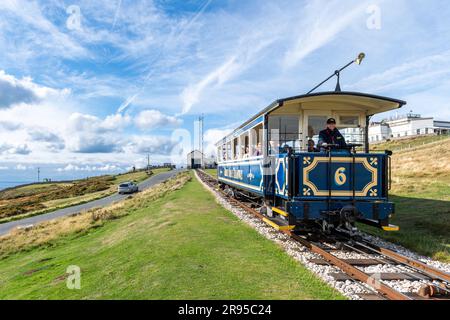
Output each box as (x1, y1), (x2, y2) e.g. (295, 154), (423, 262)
(318, 118), (347, 149)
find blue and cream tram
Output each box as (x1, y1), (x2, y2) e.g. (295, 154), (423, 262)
(215, 91), (406, 232)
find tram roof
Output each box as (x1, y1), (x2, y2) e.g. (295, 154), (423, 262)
(217, 91), (406, 145)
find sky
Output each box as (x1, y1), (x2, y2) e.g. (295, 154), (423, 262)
(0, 0), (449, 181)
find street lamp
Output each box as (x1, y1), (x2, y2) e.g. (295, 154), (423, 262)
(307, 52), (366, 94)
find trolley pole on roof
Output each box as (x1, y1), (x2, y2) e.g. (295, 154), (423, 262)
(307, 52), (365, 94)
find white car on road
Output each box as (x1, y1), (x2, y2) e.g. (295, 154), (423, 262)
(118, 181), (139, 194)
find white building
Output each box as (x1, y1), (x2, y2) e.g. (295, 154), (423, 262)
(187, 150), (202, 169)
(186, 150), (216, 169)
(434, 120), (450, 135)
(368, 122), (390, 142)
(388, 114), (434, 138)
(369, 113), (450, 143)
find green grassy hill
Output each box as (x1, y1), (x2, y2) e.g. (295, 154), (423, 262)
(0, 172), (343, 300)
(364, 136), (450, 262)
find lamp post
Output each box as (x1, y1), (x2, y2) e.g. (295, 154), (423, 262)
(307, 52), (365, 94)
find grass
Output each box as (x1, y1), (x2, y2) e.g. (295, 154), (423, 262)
(361, 137), (450, 262)
(0, 168), (170, 223)
(204, 168), (218, 178)
(0, 172), (343, 300)
(371, 134), (450, 152)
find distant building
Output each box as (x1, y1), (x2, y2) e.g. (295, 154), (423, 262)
(368, 122), (390, 143)
(434, 120), (450, 134)
(186, 150), (216, 169)
(369, 113), (450, 143)
(187, 150), (203, 169)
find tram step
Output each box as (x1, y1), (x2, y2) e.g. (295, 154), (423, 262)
(262, 216), (295, 231)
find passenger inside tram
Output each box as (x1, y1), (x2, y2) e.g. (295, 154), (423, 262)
(307, 139), (319, 152)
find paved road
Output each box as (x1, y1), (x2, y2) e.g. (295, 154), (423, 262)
(0, 169), (183, 236)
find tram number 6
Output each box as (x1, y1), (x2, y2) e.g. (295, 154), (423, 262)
(334, 167), (347, 186)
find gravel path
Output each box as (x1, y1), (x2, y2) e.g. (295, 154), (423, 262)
(195, 171), (450, 300)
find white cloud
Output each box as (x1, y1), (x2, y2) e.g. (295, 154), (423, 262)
(0, 70), (69, 109)
(0, 120), (22, 131)
(66, 113), (127, 153)
(67, 112), (131, 133)
(126, 135), (179, 155)
(0, 143), (31, 155)
(28, 129), (65, 151)
(203, 128), (233, 157)
(101, 113), (132, 131)
(14, 164), (29, 170)
(135, 109), (181, 130)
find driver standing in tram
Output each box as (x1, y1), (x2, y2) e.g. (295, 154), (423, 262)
(318, 118), (347, 150)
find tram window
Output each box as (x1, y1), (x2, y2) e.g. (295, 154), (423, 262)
(226, 141), (232, 160)
(233, 137), (239, 159)
(220, 145), (226, 161)
(238, 133), (249, 159)
(268, 116), (300, 154)
(243, 135), (249, 158)
(250, 124), (263, 156)
(339, 115), (359, 126)
(307, 115), (328, 143)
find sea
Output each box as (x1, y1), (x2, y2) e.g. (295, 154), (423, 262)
(0, 164), (128, 191)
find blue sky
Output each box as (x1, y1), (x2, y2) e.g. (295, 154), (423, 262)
(0, 0), (449, 175)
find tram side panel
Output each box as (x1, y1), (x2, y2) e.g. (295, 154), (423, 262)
(217, 158), (265, 196)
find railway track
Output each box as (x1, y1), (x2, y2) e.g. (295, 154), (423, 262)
(196, 169), (450, 300)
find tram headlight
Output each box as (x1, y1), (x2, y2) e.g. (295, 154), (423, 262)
(355, 52), (366, 65)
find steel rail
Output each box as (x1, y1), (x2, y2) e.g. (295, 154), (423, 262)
(342, 241), (450, 298)
(376, 246), (450, 284)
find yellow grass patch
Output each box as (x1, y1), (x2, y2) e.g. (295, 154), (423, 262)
(390, 139), (450, 197)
